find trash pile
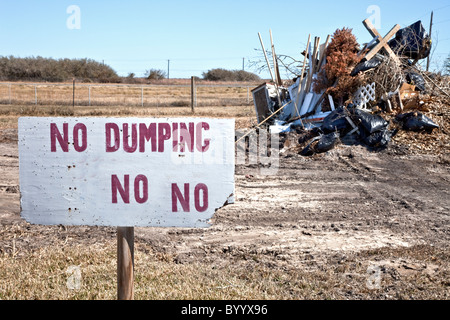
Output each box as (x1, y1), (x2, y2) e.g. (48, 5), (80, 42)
(252, 18), (449, 156)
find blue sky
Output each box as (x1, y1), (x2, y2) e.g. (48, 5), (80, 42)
(0, 0), (449, 79)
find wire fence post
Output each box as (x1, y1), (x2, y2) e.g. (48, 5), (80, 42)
(191, 76), (196, 112)
(8, 83), (11, 104)
(72, 78), (75, 108)
(34, 85), (37, 105)
(88, 86), (91, 106)
(141, 87), (144, 107)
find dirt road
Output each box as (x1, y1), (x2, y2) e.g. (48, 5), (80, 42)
(1, 129), (449, 298)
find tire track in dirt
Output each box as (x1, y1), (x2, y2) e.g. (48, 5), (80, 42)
(140, 148), (442, 269)
(334, 149), (450, 243)
(1, 141), (448, 272)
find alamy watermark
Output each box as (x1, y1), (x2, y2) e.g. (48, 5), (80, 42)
(235, 129), (279, 176)
(66, 265), (82, 290)
(367, 5), (381, 29)
(66, 5), (81, 30)
(168, 128), (280, 176)
(366, 265), (382, 289)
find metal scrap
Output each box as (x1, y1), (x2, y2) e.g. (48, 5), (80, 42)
(252, 16), (448, 156)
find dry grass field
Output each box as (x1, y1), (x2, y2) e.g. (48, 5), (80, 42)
(0, 81), (257, 108)
(0, 81), (259, 132)
(0, 81), (449, 301)
(0, 104), (256, 132)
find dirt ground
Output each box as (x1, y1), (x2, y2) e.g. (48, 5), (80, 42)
(1, 126), (449, 299)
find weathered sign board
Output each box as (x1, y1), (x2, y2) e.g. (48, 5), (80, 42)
(19, 117), (235, 228)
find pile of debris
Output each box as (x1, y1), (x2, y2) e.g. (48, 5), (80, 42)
(251, 18), (449, 156)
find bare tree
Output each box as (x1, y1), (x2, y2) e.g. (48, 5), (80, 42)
(248, 48), (307, 80)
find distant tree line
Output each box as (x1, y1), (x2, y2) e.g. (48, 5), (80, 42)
(141, 68), (261, 82)
(0, 56), (262, 83)
(0, 56), (120, 82)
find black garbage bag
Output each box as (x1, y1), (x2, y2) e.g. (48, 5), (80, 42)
(299, 136), (320, 157)
(396, 112), (439, 132)
(353, 109), (388, 134)
(362, 128), (398, 149)
(351, 56), (383, 76)
(299, 143), (315, 157)
(315, 132), (340, 153)
(321, 107), (352, 134)
(297, 126), (322, 144)
(405, 72), (426, 92)
(388, 21), (432, 60)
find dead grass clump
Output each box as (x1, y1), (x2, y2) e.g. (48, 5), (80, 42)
(0, 239), (336, 300)
(0, 243), (117, 300)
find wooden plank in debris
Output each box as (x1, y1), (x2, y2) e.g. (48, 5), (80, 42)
(305, 37), (319, 94)
(397, 91), (404, 111)
(328, 94), (335, 111)
(363, 19), (396, 53)
(345, 116), (360, 136)
(317, 35), (330, 70)
(362, 19), (401, 64)
(258, 32), (276, 84)
(269, 30), (283, 87)
(364, 24), (400, 61)
(295, 34), (311, 112)
(358, 35), (379, 56)
(258, 32), (282, 107)
(426, 11), (433, 71)
(311, 37), (320, 75)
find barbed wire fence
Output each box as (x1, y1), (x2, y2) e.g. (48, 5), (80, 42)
(0, 82), (257, 108)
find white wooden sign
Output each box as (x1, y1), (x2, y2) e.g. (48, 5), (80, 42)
(19, 117), (235, 227)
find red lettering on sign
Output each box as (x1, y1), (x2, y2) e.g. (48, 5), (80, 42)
(158, 123), (171, 152)
(111, 174), (130, 204)
(172, 123), (179, 152)
(73, 123), (87, 152)
(50, 123), (69, 152)
(194, 183), (209, 212)
(196, 122), (210, 152)
(123, 123), (137, 153)
(171, 183), (209, 212)
(139, 123), (157, 152)
(105, 121), (211, 153)
(112, 174), (149, 204)
(134, 174), (148, 204)
(172, 183), (190, 212)
(179, 122), (195, 152)
(105, 123), (120, 152)
(50, 123), (87, 152)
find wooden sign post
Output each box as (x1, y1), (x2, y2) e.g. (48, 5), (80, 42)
(117, 226), (134, 300)
(18, 117), (235, 299)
